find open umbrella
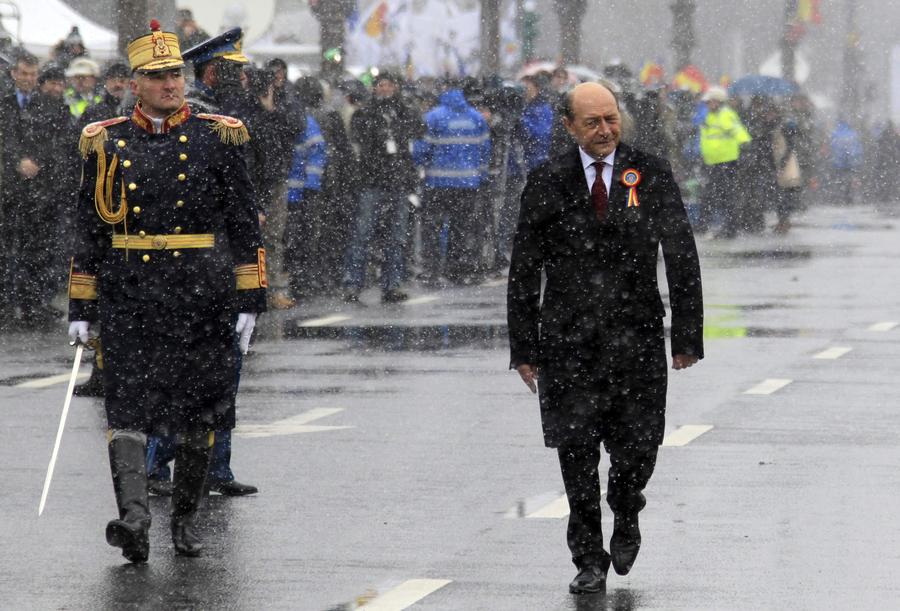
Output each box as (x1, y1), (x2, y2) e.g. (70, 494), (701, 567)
(729, 75), (797, 97)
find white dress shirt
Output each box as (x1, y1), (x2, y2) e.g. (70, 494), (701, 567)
(578, 147), (616, 195)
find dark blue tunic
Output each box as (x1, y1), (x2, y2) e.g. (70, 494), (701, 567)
(69, 105), (266, 434)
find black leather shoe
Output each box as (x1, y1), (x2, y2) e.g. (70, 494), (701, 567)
(147, 479), (173, 496)
(569, 558), (610, 594)
(171, 517), (204, 556)
(381, 289), (408, 303)
(610, 513), (641, 575)
(106, 519), (149, 563)
(208, 479), (258, 496)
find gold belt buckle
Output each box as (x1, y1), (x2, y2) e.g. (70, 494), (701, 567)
(151, 235), (168, 249)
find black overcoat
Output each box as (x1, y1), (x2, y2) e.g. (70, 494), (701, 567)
(507, 144), (703, 448)
(68, 104), (267, 434)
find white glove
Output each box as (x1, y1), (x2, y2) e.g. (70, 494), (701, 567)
(68, 321), (90, 345)
(235, 313), (257, 354)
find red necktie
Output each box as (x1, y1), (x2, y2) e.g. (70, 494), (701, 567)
(591, 161), (608, 221)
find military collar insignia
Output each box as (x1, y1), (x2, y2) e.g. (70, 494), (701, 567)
(131, 102), (191, 134)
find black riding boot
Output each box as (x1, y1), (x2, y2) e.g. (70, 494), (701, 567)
(171, 431), (213, 557)
(74, 342), (105, 397)
(106, 433), (151, 563)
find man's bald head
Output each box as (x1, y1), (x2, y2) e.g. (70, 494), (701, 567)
(562, 81), (622, 159)
(561, 81), (619, 120)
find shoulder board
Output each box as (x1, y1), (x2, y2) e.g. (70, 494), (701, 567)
(79, 116), (128, 158)
(196, 112), (250, 145)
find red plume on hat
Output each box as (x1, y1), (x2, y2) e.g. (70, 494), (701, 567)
(150, 19), (161, 32)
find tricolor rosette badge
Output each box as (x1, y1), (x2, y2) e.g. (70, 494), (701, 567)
(621, 168), (641, 207)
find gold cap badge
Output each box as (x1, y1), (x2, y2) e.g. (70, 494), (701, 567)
(127, 19), (185, 73)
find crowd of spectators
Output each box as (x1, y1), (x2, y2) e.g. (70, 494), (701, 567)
(0, 23), (896, 326)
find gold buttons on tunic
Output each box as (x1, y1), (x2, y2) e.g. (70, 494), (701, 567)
(117, 139), (126, 148)
(132, 206), (141, 214)
(176, 200), (185, 208)
(177, 173), (186, 181)
(174, 226), (182, 234)
(123, 160), (131, 168)
(138, 230), (146, 237)
(179, 153), (187, 161)
(128, 182), (137, 191)
(173, 251), (181, 258)
(179, 135), (188, 143)
(142, 254), (150, 263)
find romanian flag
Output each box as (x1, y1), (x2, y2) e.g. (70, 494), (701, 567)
(365, 1), (389, 37)
(673, 65), (708, 94)
(797, 0), (822, 24)
(639, 60), (665, 87)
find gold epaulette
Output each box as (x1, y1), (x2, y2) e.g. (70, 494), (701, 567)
(196, 113), (250, 145)
(78, 117), (129, 159)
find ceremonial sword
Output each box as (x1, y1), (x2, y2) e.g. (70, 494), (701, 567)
(38, 342), (85, 516)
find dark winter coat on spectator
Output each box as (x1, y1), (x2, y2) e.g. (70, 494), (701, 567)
(349, 94), (424, 192)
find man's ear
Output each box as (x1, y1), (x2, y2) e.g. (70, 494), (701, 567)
(562, 115), (576, 136)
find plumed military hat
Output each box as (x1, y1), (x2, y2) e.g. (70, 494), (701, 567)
(127, 19), (185, 73)
(181, 28), (249, 66)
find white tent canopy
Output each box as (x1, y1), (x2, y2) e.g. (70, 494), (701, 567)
(0, 0), (117, 61)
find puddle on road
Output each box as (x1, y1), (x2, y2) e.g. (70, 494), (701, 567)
(276, 321), (823, 354)
(284, 323), (509, 351)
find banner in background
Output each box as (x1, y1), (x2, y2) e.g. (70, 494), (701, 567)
(346, 0), (519, 77)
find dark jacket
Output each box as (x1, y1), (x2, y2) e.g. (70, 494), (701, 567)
(79, 91), (125, 127)
(507, 143), (703, 447)
(69, 104), (267, 433)
(350, 94), (424, 191)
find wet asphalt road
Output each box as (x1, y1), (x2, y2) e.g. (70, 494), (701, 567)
(3, 202), (900, 610)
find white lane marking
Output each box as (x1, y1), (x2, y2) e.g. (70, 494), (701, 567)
(234, 407), (352, 438)
(813, 346), (852, 360)
(481, 278), (507, 288)
(15, 372), (90, 389)
(868, 321), (898, 332)
(526, 488), (607, 519)
(663, 424), (714, 447)
(297, 315), (351, 327)
(359, 579), (452, 610)
(403, 295), (438, 305)
(744, 378), (793, 395)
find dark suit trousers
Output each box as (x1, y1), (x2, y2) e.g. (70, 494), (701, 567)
(557, 441), (658, 569)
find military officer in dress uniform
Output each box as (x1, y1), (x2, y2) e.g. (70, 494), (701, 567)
(144, 28), (270, 498)
(67, 20), (267, 563)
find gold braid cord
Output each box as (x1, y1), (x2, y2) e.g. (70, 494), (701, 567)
(79, 118), (130, 226)
(196, 113), (250, 145)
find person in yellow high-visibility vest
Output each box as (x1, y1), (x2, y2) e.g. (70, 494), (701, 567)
(698, 86), (751, 238)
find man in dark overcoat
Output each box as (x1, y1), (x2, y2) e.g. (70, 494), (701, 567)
(507, 82), (703, 593)
(67, 21), (266, 563)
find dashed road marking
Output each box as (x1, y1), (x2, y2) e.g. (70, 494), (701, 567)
(481, 278), (507, 288)
(15, 372), (90, 389)
(744, 378), (793, 395)
(812, 346), (852, 360)
(524, 488), (606, 519)
(663, 424), (714, 447)
(235, 407), (352, 438)
(359, 579), (452, 610)
(868, 321), (898, 332)
(403, 295), (439, 305)
(297, 315), (351, 327)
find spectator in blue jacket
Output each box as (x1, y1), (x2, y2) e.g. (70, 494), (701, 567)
(414, 79), (491, 284)
(283, 112), (327, 303)
(829, 119), (863, 205)
(518, 74), (554, 172)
